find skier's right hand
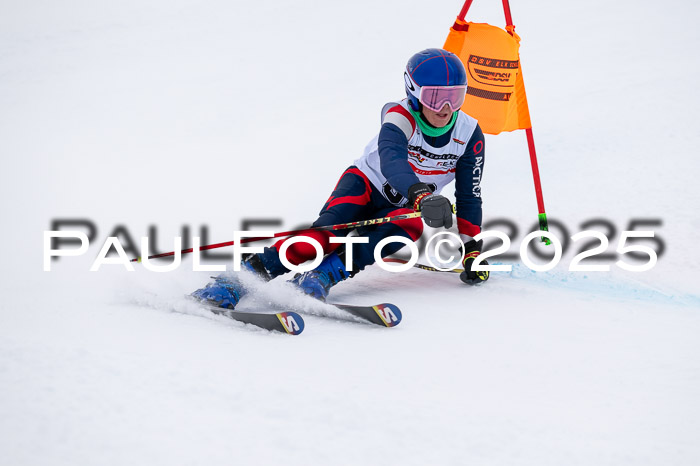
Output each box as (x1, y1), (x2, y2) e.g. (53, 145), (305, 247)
(409, 183), (453, 229)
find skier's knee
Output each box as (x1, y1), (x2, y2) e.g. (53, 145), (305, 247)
(391, 208), (423, 241)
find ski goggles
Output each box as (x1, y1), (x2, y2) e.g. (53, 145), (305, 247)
(419, 85), (467, 113)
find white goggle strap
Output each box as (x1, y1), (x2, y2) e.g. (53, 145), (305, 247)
(403, 71), (421, 101)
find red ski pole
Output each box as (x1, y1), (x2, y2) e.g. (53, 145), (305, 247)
(131, 211), (423, 263)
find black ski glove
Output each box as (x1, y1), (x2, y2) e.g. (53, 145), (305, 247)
(408, 183), (453, 229)
(460, 239), (489, 285)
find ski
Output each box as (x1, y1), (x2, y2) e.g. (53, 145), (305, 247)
(193, 294), (399, 331)
(201, 303), (305, 335)
(329, 302), (402, 327)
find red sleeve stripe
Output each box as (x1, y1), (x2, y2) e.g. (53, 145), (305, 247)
(383, 105), (416, 140)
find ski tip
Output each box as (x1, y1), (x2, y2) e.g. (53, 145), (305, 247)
(372, 303), (402, 327)
(276, 311), (305, 335)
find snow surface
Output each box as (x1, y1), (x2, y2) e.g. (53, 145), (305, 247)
(1, 0), (700, 465)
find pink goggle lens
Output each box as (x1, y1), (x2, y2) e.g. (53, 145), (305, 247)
(420, 85), (467, 113)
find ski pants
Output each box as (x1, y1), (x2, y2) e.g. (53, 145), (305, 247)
(273, 166), (423, 270)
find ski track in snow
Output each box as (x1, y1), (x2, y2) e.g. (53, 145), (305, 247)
(504, 264), (700, 308)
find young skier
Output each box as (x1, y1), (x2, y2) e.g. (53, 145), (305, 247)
(192, 48), (489, 309)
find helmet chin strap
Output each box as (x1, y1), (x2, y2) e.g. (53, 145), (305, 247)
(407, 106), (458, 137)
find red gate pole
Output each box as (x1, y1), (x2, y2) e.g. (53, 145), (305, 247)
(501, 0), (550, 240)
(457, 0), (475, 20)
(502, 0), (514, 26)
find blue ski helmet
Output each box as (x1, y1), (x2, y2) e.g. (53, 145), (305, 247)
(404, 48), (468, 112)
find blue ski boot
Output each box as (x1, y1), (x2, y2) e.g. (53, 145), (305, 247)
(190, 274), (245, 309)
(289, 252), (353, 301)
(191, 248), (290, 310)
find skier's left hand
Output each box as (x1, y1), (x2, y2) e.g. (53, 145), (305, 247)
(460, 239), (489, 285)
(408, 182), (453, 229)
(418, 194), (453, 229)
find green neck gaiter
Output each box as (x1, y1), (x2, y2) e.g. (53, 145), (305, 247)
(408, 107), (458, 137)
